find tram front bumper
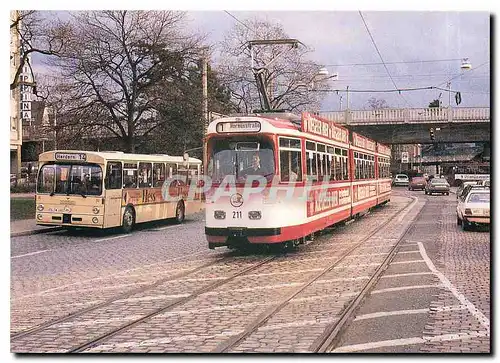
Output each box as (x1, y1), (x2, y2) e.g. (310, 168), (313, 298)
(205, 227), (283, 246)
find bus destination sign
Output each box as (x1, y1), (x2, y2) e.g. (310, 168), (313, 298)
(216, 121), (261, 133)
(55, 152), (87, 161)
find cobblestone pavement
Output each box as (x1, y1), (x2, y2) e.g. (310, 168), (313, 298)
(11, 196), (419, 353)
(332, 190), (490, 353)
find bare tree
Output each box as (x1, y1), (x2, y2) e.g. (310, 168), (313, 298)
(10, 10), (68, 91)
(48, 10), (204, 152)
(366, 97), (389, 110)
(217, 18), (330, 113)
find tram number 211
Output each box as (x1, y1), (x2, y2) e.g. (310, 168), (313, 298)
(233, 211), (242, 219)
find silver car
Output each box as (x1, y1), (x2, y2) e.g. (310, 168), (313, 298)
(392, 174), (409, 187)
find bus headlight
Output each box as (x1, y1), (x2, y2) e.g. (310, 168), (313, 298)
(92, 217), (99, 224)
(93, 207), (100, 214)
(214, 210), (226, 220)
(36, 214), (43, 220)
(248, 211), (262, 220)
(37, 204), (44, 211)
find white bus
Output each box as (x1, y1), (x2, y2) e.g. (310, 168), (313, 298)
(36, 150), (203, 232)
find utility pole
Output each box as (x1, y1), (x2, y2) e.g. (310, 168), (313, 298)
(346, 86), (350, 110)
(201, 49), (209, 136)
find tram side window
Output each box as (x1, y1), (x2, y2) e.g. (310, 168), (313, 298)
(280, 151), (302, 182)
(306, 141), (317, 181)
(106, 162), (122, 189)
(342, 149), (349, 180)
(153, 163), (166, 187)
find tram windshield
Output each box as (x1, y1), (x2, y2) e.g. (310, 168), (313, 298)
(37, 163), (103, 196)
(207, 137), (275, 183)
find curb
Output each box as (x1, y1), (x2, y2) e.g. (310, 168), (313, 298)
(11, 227), (62, 238)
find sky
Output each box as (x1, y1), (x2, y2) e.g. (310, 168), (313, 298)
(184, 11), (490, 111)
(28, 9), (491, 112)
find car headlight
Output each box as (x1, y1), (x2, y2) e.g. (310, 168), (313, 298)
(93, 207), (100, 214)
(37, 204), (44, 211)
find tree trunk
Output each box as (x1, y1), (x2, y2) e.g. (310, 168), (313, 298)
(124, 135), (135, 153)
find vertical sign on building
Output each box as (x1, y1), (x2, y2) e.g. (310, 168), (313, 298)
(19, 43), (33, 125)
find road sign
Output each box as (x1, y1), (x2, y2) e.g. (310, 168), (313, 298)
(401, 152), (409, 163)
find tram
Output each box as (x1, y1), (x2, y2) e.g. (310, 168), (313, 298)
(203, 112), (391, 249)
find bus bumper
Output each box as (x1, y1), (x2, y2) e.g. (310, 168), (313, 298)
(35, 213), (105, 228)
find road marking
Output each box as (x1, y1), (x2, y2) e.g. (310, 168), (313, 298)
(390, 259), (426, 265)
(150, 225), (179, 231)
(11, 250), (50, 259)
(354, 308), (429, 321)
(396, 196), (419, 222)
(380, 272), (434, 278)
(371, 284), (441, 294)
(332, 330), (489, 352)
(93, 234), (131, 242)
(12, 250), (215, 301)
(417, 242), (490, 330)
(86, 330), (245, 351)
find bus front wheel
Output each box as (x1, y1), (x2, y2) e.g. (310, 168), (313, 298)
(122, 206), (135, 234)
(175, 202), (185, 224)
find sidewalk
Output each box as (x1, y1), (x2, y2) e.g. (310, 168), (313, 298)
(10, 219), (60, 237)
(10, 193), (35, 199)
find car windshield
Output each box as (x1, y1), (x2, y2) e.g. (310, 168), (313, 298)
(207, 137), (275, 183)
(467, 193), (490, 203)
(396, 175), (408, 179)
(37, 163), (103, 196)
(432, 178), (448, 184)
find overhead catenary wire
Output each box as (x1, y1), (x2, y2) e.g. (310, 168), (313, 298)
(223, 11), (256, 35)
(358, 11), (411, 108)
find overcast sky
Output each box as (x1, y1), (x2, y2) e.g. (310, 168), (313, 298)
(185, 11), (490, 111)
(31, 9), (491, 112)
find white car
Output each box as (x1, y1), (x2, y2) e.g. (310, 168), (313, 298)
(456, 189), (490, 231)
(392, 174), (409, 187)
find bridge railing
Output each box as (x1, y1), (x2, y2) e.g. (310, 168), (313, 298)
(319, 107), (489, 125)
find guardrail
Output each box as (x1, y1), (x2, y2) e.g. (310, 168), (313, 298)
(319, 107), (490, 125)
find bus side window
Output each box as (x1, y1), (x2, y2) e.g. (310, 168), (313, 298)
(123, 169), (137, 188)
(106, 162), (122, 189)
(138, 162), (152, 188)
(153, 163), (165, 187)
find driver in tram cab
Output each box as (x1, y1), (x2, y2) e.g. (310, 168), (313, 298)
(242, 154), (265, 177)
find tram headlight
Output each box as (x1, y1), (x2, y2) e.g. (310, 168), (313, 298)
(92, 217), (99, 224)
(37, 204), (44, 211)
(93, 207), (100, 214)
(248, 211), (262, 220)
(214, 210), (226, 220)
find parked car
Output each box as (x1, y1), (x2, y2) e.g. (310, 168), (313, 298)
(456, 181), (479, 199)
(392, 174), (409, 187)
(477, 179), (490, 187)
(424, 178), (450, 195)
(457, 184), (489, 201)
(456, 189), (490, 231)
(408, 176), (427, 191)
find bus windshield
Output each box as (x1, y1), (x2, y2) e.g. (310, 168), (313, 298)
(37, 163), (103, 196)
(207, 137), (275, 183)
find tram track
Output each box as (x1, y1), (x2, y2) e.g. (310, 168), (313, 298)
(12, 196), (417, 353)
(211, 196), (420, 353)
(11, 252), (236, 340)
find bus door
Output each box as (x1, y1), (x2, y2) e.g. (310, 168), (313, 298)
(104, 161), (123, 228)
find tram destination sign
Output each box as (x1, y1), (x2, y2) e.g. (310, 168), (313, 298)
(301, 113), (349, 144)
(55, 152), (87, 161)
(216, 121), (261, 133)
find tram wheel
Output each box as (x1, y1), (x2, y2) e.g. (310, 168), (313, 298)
(121, 206), (135, 234)
(175, 201), (185, 224)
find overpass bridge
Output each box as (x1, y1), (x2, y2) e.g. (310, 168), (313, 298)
(318, 107), (490, 144)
